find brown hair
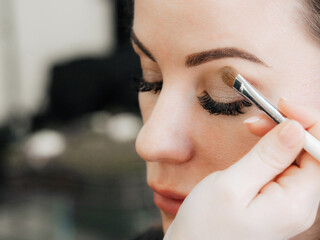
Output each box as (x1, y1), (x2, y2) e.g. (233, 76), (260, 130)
(304, 0), (320, 41)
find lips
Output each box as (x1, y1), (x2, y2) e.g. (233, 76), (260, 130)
(152, 189), (186, 216)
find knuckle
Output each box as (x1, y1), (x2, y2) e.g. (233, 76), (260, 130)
(256, 142), (285, 171)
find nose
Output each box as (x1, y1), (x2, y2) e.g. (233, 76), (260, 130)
(135, 88), (195, 164)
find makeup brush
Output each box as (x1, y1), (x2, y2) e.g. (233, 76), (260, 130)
(221, 66), (320, 162)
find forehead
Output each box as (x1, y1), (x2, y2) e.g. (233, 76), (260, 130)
(133, 0), (303, 65)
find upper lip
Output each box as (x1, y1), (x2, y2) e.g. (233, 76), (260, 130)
(150, 185), (187, 200)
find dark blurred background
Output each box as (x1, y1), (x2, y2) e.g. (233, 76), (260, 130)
(0, 0), (161, 239)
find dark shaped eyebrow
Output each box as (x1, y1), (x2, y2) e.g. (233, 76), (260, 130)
(186, 48), (268, 67)
(131, 31), (156, 62)
(131, 31), (268, 68)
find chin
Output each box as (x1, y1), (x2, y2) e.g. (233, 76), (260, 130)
(160, 210), (175, 233)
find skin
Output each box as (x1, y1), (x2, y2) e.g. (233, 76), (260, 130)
(163, 102), (320, 240)
(132, 0), (320, 238)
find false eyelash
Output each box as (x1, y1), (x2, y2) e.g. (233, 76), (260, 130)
(198, 93), (252, 116)
(133, 77), (163, 93)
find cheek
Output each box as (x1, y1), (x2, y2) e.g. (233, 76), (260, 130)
(195, 116), (260, 172)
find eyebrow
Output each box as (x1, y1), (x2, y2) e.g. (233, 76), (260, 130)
(131, 31), (268, 67)
(186, 48), (268, 67)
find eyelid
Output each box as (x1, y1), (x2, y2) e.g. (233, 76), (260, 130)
(140, 62), (163, 84)
(206, 87), (244, 103)
(143, 70), (162, 82)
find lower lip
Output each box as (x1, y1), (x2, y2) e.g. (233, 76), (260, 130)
(153, 192), (184, 216)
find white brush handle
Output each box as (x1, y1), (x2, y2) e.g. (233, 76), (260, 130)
(304, 131), (320, 162)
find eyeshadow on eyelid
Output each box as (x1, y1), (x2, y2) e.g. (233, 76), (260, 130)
(207, 88), (245, 103)
(215, 67), (261, 90)
(227, 73), (262, 91)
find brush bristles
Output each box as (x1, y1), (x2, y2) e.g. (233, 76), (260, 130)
(221, 66), (238, 88)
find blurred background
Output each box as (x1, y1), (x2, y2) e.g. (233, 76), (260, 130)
(0, 0), (161, 239)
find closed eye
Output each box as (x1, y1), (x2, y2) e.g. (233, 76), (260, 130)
(198, 93), (252, 116)
(133, 77), (252, 116)
(133, 76), (162, 94)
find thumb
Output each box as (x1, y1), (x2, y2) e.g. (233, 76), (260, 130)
(224, 120), (305, 202)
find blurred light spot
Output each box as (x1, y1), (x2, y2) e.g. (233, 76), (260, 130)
(90, 112), (142, 142)
(106, 113), (142, 142)
(90, 111), (112, 134)
(24, 130), (66, 169)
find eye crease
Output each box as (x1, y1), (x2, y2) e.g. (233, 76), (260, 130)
(133, 77), (252, 116)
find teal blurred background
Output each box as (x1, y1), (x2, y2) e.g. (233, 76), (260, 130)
(0, 0), (161, 239)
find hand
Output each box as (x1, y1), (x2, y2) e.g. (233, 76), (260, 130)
(164, 99), (320, 240)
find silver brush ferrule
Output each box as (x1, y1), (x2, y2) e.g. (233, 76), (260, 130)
(233, 74), (286, 124)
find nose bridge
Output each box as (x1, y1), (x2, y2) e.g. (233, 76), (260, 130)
(154, 86), (191, 128)
(136, 86), (195, 164)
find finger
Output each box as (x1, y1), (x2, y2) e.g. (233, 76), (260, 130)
(278, 98), (320, 132)
(277, 153), (320, 190)
(279, 99), (320, 162)
(273, 154), (320, 233)
(250, 159), (320, 235)
(300, 151), (320, 169)
(244, 113), (277, 137)
(224, 120), (305, 204)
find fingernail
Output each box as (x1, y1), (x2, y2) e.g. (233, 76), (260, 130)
(244, 116), (261, 124)
(278, 121), (304, 148)
(280, 97), (289, 102)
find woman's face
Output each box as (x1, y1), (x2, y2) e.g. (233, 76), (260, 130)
(133, 0), (320, 232)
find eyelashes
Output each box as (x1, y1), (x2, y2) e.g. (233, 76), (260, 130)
(197, 93), (252, 116)
(133, 77), (252, 116)
(133, 77), (162, 93)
